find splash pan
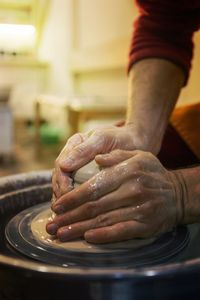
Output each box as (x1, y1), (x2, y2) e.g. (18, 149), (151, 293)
(5, 202), (190, 268)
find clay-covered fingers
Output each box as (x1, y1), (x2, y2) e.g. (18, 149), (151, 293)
(54, 206), (149, 242)
(58, 131), (109, 173)
(57, 125), (142, 173)
(52, 168), (60, 197)
(46, 150), (180, 244)
(84, 221), (150, 244)
(95, 149), (136, 167)
(52, 167), (73, 198)
(51, 168), (121, 214)
(52, 133), (86, 197)
(58, 133), (86, 160)
(46, 183), (147, 235)
(52, 125), (144, 199)
(47, 193), (169, 242)
(51, 157), (144, 215)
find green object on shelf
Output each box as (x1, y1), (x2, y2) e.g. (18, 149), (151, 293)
(40, 124), (61, 145)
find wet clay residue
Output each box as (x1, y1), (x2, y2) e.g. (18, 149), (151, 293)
(31, 207), (156, 254)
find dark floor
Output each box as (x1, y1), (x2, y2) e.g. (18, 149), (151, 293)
(0, 121), (64, 177)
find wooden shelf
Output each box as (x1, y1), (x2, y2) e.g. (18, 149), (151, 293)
(0, 57), (48, 68)
(0, 0), (32, 11)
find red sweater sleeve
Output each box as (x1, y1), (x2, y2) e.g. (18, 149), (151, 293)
(128, 0), (200, 84)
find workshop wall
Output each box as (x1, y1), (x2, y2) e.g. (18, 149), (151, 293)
(3, 0), (200, 120)
(38, 0), (200, 111)
(179, 32), (200, 106)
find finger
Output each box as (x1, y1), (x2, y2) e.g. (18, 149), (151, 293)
(50, 205), (144, 239)
(57, 132), (111, 173)
(114, 120), (125, 127)
(84, 221), (149, 244)
(52, 166), (124, 214)
(57, 170), (74, 195)
(57, 133), (86, 167)
(95, 149), (135, 167)
(50, 182), (147, 231)
(52, 168), (60, 197)
(52, 156), (148, 214)
(53, 162), (167, 216)
(53, 167), (74, 197)
(53, 133), (86, 196)
(51, 193), (57, 206)
(56, 219), (95, 241)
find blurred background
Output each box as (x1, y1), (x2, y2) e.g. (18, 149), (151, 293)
(0, 0), (200, 177)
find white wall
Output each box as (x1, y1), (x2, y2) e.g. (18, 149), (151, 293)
(71, 0), (136, 104)
(7, 0), (200, 122)
(0, 62), (48, 119)
(69, 0), (200, 107)
(76, 0), (134, 50)
(38, 0), (73, 96)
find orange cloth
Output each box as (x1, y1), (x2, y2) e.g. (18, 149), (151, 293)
(170, 102), (200, 160)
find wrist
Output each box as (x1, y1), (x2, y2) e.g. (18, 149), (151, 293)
(125, 122), (163, 155)
(167, 170), (187, 225)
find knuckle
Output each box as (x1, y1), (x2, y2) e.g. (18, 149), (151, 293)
(130, 158), (143, 171)
(95, 213), (109, 227)
(117, 222), (128, 232)
(85, 201), (98, 218)
(135, 184), (143, 196)
(117, 209), (124, 220)
(59, 212), (73, 226)
(129, 180), (144, 196)
(74, 144), (86, 155)
(128, 183), (138, 196)
(139, 202), (157, 222)
(135, 175), (146, 190)
(117, 222), (134, 239)
(115, 163), (125, 176)
(93, 129), (103, 139)
(136, 159), (145, 169)
(93, 131), (106, 145)
(113, 149), (124, 156)
(135, 150), (143, 155)
(140, 202), (153, 216)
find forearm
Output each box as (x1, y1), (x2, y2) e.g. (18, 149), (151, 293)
(172, 166), (200, 225)
(126, 58), (185, 154)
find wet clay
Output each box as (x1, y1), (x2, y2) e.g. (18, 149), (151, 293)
(73, 160), (101, 184)
(43, 160), (156, 251)
(32, 207), (156, 253)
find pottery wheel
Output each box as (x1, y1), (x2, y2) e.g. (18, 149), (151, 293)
(5, 202), (190, 268)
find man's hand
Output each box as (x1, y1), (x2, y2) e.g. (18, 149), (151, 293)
(52, 124), (154, 198)
(47, 150), (184, 244)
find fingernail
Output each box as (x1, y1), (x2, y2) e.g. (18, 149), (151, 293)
(61, 157), (74, 168)
(97, 154), (110, 160)
(85, 230), (94, 238)
(51, 194), (57, 205)
(53, 204), (65, 214)
(46, 223), (58, 235)
(84, 231), (95, 242)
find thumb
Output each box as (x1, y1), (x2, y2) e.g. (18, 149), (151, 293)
(59, 132), (108, 172)
(95, 149), (135, 167)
